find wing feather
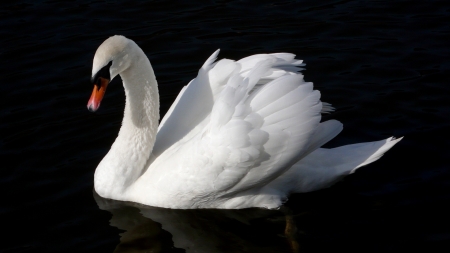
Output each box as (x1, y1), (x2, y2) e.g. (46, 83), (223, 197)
(151, 50), (334, 202)
(198, 59), (323, 195)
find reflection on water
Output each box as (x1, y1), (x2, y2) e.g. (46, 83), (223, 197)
(94, 192), (300, 253)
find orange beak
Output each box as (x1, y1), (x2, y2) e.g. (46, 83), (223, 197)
(87, 77), (109, 112)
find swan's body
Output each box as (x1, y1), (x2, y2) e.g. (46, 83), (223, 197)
(88, 35), (402, 209)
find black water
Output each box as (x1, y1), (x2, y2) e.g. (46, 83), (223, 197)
(1, 0), (450, 252)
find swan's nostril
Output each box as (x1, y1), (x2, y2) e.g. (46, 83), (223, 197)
(87, 77), (108, 112)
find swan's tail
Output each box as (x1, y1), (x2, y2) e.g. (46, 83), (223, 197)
(269, 137), (403, 193)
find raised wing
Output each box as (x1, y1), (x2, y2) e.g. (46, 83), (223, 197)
(152, 50), (220, 158)
(149, 51), (337, 206)
(162, 56), (329, 198)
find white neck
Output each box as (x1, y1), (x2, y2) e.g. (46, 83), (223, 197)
(94, 49), (159, 199)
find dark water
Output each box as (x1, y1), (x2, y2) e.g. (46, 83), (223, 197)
(1, 0), (449, 252)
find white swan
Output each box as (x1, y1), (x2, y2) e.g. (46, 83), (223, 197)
(87, 35), (402, 209)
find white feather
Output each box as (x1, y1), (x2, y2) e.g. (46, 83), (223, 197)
(91, 35), (402, 209)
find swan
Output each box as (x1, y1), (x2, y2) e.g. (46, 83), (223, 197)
(87, 35), (402, 209)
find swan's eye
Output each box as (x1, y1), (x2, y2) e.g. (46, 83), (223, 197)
(92, 61), (112, 85)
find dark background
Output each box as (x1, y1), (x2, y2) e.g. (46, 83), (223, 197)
(1, 0), (449, 252)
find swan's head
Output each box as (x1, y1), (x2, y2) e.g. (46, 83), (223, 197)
(88, 35), (133, 112)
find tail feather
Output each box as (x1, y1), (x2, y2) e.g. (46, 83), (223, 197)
(267, 137), (403, 193)
(349, 136), (403, 173)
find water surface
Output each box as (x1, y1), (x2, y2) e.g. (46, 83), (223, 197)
(1, 0), (449, 252)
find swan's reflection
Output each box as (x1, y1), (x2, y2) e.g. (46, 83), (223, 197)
(94, 192), (300, 252)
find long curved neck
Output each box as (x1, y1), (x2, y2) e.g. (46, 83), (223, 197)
(94, 51), (159, 199)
